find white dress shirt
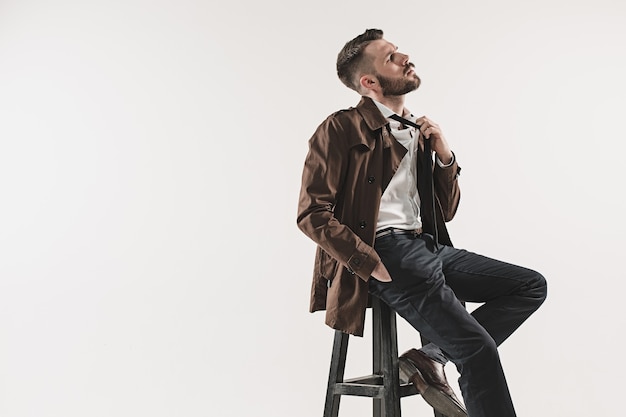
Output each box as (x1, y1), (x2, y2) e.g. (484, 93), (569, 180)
(373, 100), (454, 232)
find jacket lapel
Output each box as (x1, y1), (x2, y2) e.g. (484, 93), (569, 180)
(356, 97), (407, 188)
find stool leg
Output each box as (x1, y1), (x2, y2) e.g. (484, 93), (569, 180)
(323, 330), (349, 417)
(373, 299), (383, 417)
(373, 298), (401, 417)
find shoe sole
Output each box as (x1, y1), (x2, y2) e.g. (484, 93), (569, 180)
(398, 357), (467, 417)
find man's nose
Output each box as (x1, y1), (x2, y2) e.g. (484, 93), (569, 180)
(394, 52), (409, 66)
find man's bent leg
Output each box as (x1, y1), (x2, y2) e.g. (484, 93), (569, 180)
(420, 243), (548, 365)
(371, 234), (517, 417)
(438, 245), (548, 346)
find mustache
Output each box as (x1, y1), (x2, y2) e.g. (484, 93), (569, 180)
(404, 63), (416, 74)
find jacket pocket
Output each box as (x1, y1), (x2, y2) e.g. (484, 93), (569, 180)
(316, 247), (339, 282)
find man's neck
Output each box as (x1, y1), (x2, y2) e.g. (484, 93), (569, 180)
(366, 93), (406, 115)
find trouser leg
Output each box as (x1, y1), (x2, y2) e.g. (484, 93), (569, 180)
(438, 243), (547, 345)
(370, 234), (530, 417)
(420, 239), (548, 362)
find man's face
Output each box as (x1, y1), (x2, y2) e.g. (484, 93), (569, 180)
(364, 39), (421, 96)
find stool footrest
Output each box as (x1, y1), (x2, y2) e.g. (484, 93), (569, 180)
(334, 374), (419, 398)
(333, 382), (384, 398)
(343, 375), (383, 385)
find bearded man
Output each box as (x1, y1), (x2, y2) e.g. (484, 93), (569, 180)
(297, 29), (547, 417)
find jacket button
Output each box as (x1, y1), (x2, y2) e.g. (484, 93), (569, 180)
(367, 176), (375, 184)
(353, 258), (361, 265)
(359, 221), (367, 229)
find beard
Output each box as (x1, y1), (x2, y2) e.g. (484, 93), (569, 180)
(377, 67), (421, 96)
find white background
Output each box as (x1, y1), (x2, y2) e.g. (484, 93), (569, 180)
(1, 0), (625, 416)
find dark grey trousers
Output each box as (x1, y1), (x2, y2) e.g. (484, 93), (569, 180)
(369, 232), (547, 417)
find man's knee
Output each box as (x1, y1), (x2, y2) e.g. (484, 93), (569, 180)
(528, 270), (548, 305)
(514, 268), (548, 307)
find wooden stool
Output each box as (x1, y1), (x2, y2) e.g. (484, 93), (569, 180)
(323, 296), (444, 417)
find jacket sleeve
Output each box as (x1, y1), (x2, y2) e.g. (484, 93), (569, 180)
(433, 153), (461, 221)
(296, 116), (380, 282)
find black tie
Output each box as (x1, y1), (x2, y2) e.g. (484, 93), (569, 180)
(388, 114), (438, 247)
(388, 114), (431, 161)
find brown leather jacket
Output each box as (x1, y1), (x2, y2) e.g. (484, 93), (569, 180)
(297, 96), (461, 336)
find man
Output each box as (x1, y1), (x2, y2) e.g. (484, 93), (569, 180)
(296, 29), (547, 417)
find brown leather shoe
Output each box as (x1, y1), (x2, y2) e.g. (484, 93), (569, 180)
(399, 349), (467, 417)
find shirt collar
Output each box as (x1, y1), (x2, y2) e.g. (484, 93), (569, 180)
(371, 99), (414, 121)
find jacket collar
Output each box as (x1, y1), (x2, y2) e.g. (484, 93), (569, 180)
(355, 96), (398, 149)
(355, 96), (389, 132)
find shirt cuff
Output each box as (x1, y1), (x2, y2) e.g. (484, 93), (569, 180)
(436, 151), (455, 168)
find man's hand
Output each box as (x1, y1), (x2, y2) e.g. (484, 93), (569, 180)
(416, 116), (453, 164)
(371, 261), (392, 282)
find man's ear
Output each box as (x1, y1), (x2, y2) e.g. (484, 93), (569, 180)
(359, 74), (377, 92)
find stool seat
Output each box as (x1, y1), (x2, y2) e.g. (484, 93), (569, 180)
(324, 296), (443, 417)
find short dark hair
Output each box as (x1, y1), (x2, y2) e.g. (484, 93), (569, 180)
(336, 28), (384, 91)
